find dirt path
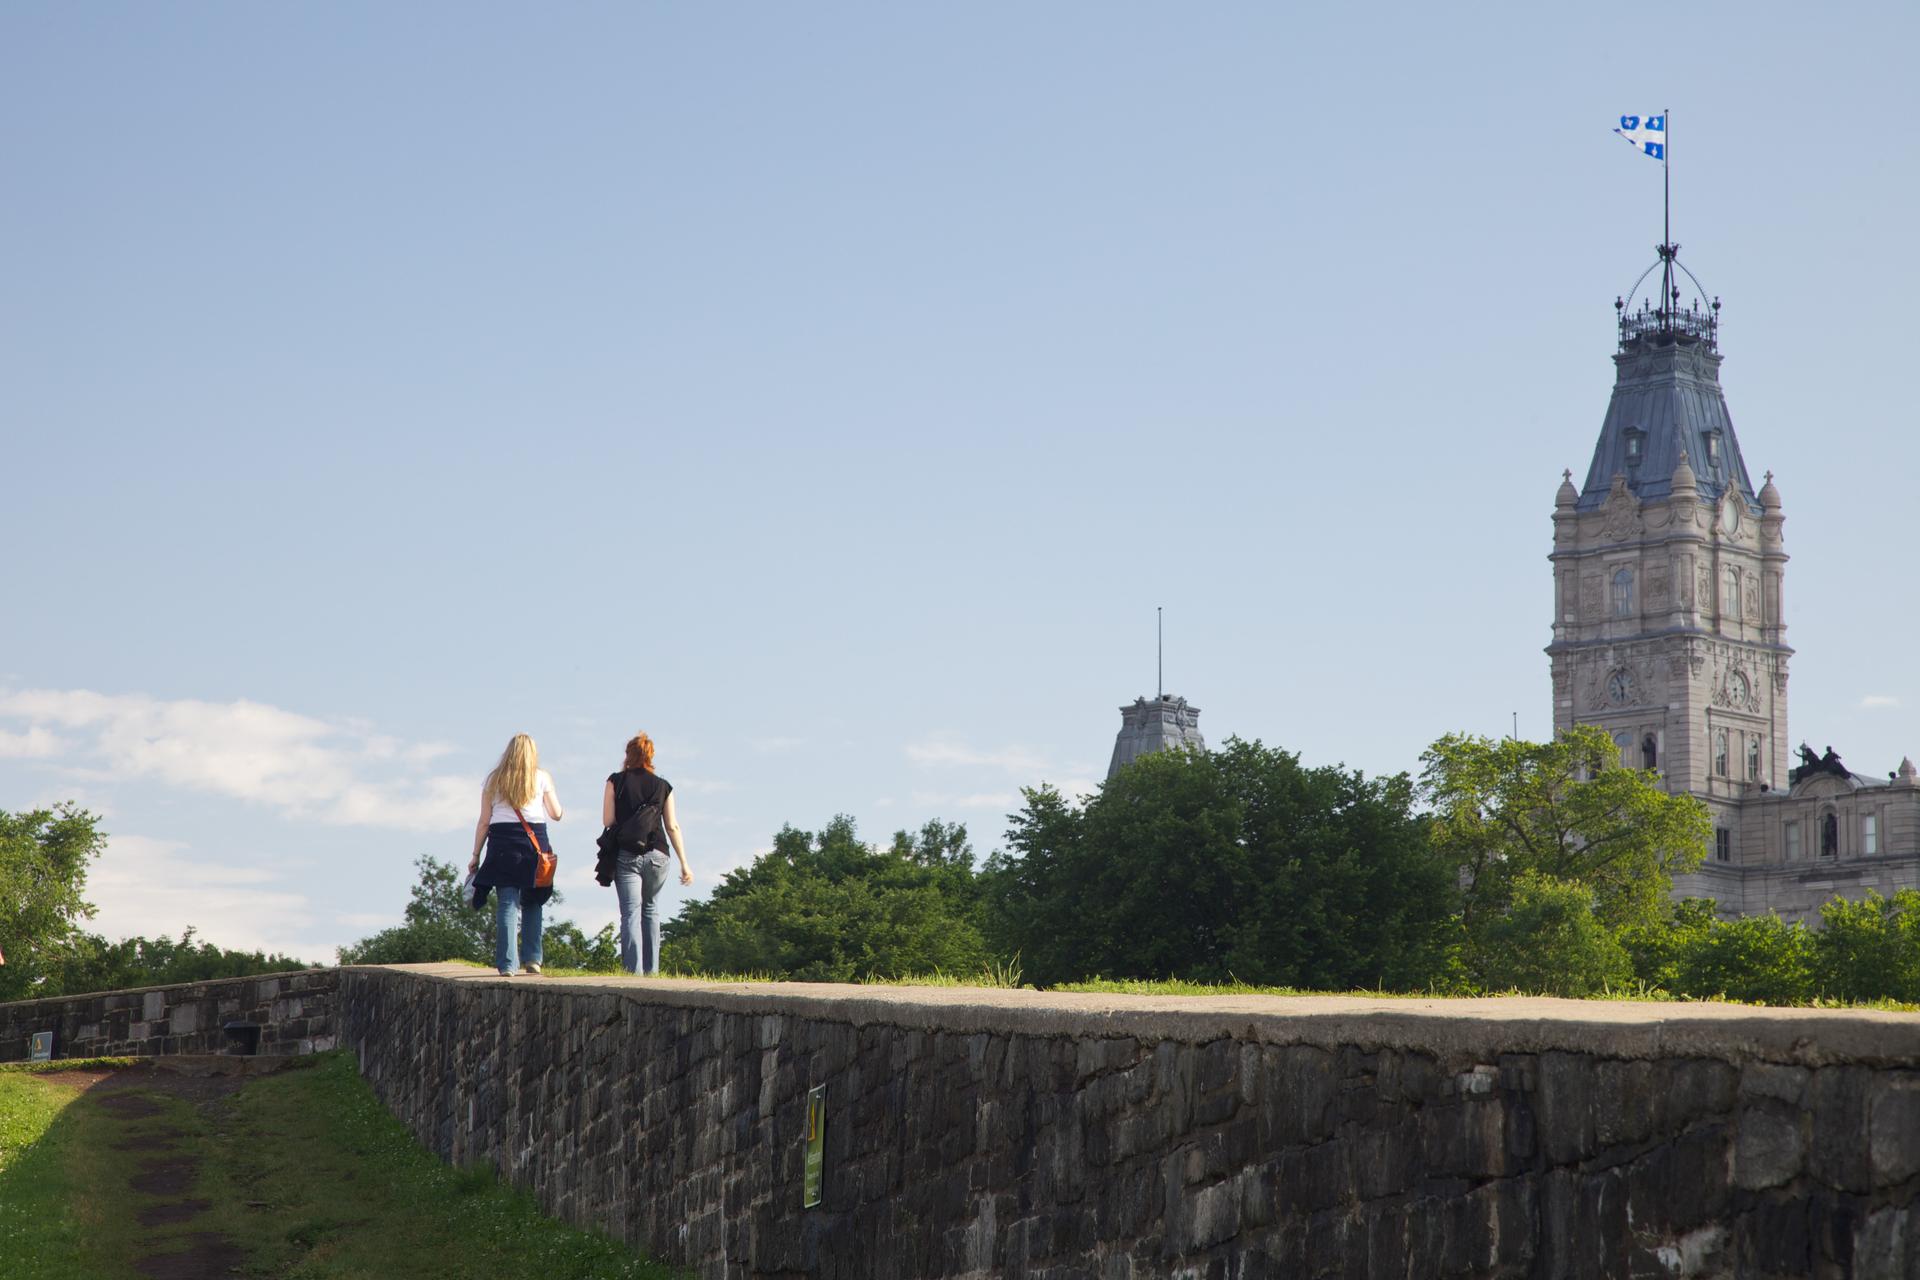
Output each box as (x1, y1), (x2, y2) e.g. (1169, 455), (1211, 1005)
(49, 1058), (291, 1279)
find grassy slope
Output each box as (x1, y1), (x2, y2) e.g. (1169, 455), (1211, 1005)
(0, 1055), (683, 1279)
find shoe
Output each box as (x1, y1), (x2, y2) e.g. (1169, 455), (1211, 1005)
(498, 970), (515, 977)
(525, 964), (542, 975)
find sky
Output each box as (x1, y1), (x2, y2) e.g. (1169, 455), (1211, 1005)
(3, 3), (1917, 961)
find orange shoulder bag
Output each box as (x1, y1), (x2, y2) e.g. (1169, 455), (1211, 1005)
(508, 788), (557, 889)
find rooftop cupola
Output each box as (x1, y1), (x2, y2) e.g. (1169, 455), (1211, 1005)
(1579, 246), (1757, 514)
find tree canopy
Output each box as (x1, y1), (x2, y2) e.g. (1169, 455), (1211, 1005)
(1419, 726), (1711, 994)
(663, 817), (990, 981)
(983, 739), (1453, 989)
(0, 805), (108, 1001)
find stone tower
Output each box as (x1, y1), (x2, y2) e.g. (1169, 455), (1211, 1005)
(1107, 695), (1205, 780)
(1547, 285), (1791, 835)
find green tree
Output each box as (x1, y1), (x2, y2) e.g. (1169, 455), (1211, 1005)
(663, 817), (991, 981)
(1622, 897), (1719, 992)
(0, 805), (108, 1001)
(1476, 873), (1632, 996)
(1671, 911), (1818, 1004)
(339, 855), (493, 965)
(1814, 889), (1920, 1004)
(541, 921), (620, 972)
(52, 928), (312, 996)
(983, 740), (1452, 989)
(1420, 727), (1710, 993)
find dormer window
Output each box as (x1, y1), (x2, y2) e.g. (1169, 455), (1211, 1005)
(1624, 427), (1645, 465)
(1705, 430), (1722, 467)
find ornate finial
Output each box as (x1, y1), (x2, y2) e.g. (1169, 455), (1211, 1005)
(1563, 469), (1572, 482)
(1765, 470), (1773, 483)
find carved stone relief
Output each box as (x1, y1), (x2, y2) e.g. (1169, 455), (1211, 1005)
(1602, 477), (1642, 540)
(1677, 558), (1694, 607)
(1647, 566), (1670, 609)
(1743, 573), (1761, 622)
(1580, 575), (1601, 619)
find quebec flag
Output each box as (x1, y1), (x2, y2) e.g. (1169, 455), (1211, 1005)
(1615, 114), (1666, 160)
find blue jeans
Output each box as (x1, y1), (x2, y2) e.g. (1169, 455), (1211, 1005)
(613, 851), (671, 974)
(493, 885), (544, 975)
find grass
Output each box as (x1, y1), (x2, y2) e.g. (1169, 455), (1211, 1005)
(0, 1053), (685, 1279)
(434, 955), (1920, 1010)
(0, 1055), (140, 1074)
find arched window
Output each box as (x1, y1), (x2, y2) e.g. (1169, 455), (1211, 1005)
(1723, 567), (1741, 619)
(1713, 728), (1730, 777)
(1747, 737), (1762, 782)
(1611, 568), (1635, 618)
(1821, 812), (1838, 857)
(1642, 734), (1658, 770)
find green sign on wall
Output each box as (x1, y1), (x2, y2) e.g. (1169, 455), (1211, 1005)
(803, 1083), (826, 1208)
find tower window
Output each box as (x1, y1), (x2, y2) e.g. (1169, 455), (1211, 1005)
(1863, 813), (1879, 856)
(1747, 736), (1762, 782)
(1641, 733), (1658, 770)
(1713, 728), (1730, 777)
(1723, 568), (1741, 619)
(1624, 428), (1646, 463)
(1715, 829), (1731, 862)
(1611, 568), (1635, 618)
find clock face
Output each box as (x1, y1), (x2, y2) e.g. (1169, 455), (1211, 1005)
(1607, 670), (1633, 704)
(1728, 670), (1750, 702)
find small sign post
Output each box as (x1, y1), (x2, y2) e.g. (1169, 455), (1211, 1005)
(29, 1032), (53, 1062)
(802, 1083), (826, 1208)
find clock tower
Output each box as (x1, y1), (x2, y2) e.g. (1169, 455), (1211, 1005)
(1547, 263), (1791, 835)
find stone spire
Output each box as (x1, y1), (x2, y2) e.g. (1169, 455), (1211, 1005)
(1107, 695), (1204, 780)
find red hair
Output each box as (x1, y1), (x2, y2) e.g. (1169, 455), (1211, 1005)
(624, 732), (656, 773)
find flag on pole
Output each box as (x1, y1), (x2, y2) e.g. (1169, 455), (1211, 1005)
(1614, 114), (1666, 160)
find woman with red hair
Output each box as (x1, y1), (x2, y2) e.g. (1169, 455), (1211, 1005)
(602, 732), (691, 975)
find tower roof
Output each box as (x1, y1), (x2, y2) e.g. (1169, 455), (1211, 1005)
(1107, 694), (1204, 781)
(1579, 251), (1757, 512)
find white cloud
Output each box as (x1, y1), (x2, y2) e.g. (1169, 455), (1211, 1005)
(1860, 695), (1901, 710)
(0, 687), (473, 832)
(905, 737), (1050, 775)
(909, 790), (1021, 813)
(750, 736), (806, 754)
(87, 835), (321, 959)
(0, 726), (65, 759)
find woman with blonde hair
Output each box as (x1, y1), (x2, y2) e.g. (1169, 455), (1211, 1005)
(601, 731), (691, 975)
(468, 733), (564, 976)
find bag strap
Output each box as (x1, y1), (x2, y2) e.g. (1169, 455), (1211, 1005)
(506, 782), (545, 857)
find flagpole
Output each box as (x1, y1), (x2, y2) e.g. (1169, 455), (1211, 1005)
(1662, 108), (1673, 333)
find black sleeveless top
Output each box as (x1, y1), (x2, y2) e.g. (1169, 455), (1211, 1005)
(608, 769), (672, 851)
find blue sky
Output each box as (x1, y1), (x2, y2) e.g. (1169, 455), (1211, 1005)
(4, 3), (1917, 959)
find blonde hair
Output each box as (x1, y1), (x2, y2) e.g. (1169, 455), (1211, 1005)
(485, 734), (540, 809)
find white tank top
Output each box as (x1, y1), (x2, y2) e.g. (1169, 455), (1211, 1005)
(489, 770), (556, 824)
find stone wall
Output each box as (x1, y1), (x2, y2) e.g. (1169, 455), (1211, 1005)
(340, 964), (1920, 1280)
(0, 969), (338, 1061)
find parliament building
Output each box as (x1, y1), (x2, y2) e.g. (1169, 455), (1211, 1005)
(1549, 253), (1920, 921)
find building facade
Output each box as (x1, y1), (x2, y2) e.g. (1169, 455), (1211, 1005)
(1551, 282), (1920, 922)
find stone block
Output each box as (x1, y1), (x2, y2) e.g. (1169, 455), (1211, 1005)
(1740, 1062), (1810, 1107)
(1808, 1066), (1872, 1193)
(142, 991), (166, 1021)
(1868, 1072), (1920, 1187)
(1734, 1105), (1805, 1191)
